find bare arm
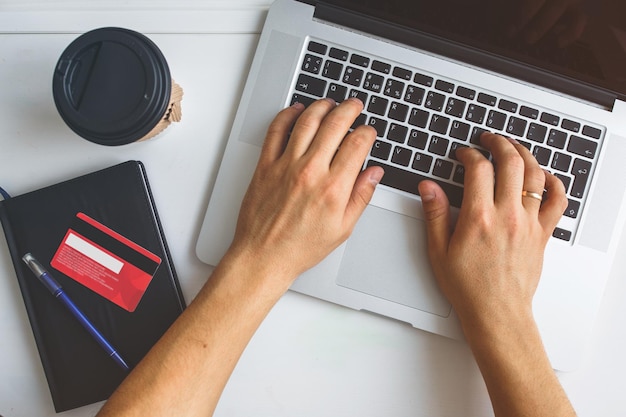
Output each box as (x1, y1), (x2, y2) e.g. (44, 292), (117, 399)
(418, 132), (575, 417)
(96, 98), (382, 417)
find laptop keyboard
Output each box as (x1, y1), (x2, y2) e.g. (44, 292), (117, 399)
(288, 39), (606, 243)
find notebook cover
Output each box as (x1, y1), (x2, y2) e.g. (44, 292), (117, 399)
(0, 160), (186, 412)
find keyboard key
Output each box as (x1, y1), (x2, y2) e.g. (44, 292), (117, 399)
(564, 199), (581, 218)
(368, 117), (388, 137)
(348, 89), (368, 104)
(429, 115), (450, 135)
(291, 93), (316, 108)
(450, 120), (471, 141)
(456, 86), (476, 100)
(404, 85), (425, 105)
(554, 173), (571, 193)
(433, 159), (454, 179)
(519, 105), (539, 119)
(388, 102), (409, 122)
(428, 135), (450, 156)
(366, 160), (464, 207)
(470, 127), (488, 145)
(445, 97), (466, 118)
(477, 93), (497, 106)
(582, 125), (602, 139)
(371, 140), (392, 160)
(561, 119), (581, 133)
(384, 79), (406, 99)
(408, 130), (428, 149)
(329, 47), (349, 61)
(449, 141), (469, 160)
(363, 73), (384, 92)
(327, 83), (347, 102)
(527, 123), (547, 143)
(466, 104), (487, 124)
(368, 96), (389, 116)
(391, 146), (413, 166)
(351, 113), (367, 129)
(435, 79), (455, 93)
(307, 41), (327, 55)
(553, 228), (572, 241)
(540, 112), (560, 126)
(322, 60), (343, 80)
(532, 146), (551, 166)
(409, 108), (429, 128)
(414, 73), (434, 87)
(302, 54), (322, 74)
(571, 158), (592, 198)
(412, 152), (433, 172)
(551, 152), (572, 172)
(350, 54), (370, 67)
(371, 60), (391, 74)
(343, 66), (364, 86)
(425, 91), (446, 111)
(486, 110), (507, 130)
(547, 129), (567, 148)
(498, 99), (518, 113)
(506, 116), (527, 137)
(388, 123), (408, 143)
(568, 135), (598, 159)
(452, 165), (465, 184)
(393, 66), (412, 80)
(295, 74), (327, 97)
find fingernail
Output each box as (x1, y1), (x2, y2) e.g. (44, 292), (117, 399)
(418, 182), (436, 202)
(420, 190), (436, 203)
(370, 168), (384, 185)
(291, 102), (305, 110)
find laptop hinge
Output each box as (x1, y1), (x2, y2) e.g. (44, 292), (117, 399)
(313, 2), (617, 111)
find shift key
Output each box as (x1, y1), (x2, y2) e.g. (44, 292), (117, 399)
(571, 158), (592, 199)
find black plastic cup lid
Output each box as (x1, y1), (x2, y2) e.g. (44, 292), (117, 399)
(53, 27), (172, 146)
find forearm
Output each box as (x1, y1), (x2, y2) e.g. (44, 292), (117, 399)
(462, 310), (576, 417)
(97, 250), (292, 417)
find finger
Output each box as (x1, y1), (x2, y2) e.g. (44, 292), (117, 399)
(418, 180), (452, 263)
(259, 103), (306, 167)
(538, 171), (568, 233)
(509, 140), (546, 209)
(284, 98), (336, 158)
(307, 98), (366, 165)
(343, 166), (384, 230)
(455, 145), (496, 211)
(480, 133), (525, 206)
(330, 123), (377, 182)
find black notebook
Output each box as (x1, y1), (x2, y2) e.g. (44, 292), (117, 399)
(0, 160), (186, 412)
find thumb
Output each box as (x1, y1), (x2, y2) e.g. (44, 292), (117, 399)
(418, 180), (452, 258)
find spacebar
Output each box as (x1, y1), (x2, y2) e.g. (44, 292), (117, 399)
(366, 160), (464, 208)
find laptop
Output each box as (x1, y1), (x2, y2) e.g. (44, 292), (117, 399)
(196, 0), (626, 371)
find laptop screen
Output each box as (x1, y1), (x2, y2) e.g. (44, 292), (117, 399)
(313, 0), (626, 103)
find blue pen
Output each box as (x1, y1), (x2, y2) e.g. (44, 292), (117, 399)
(22, 253), (129, 371)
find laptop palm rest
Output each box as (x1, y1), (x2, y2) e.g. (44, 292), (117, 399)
(336, 205), (451, 317)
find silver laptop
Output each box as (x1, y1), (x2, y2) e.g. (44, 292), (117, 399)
(196, 0), (626, 371)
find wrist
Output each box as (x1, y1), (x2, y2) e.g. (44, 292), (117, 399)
(213, 245), (298, 303)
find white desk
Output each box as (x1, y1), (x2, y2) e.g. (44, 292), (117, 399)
(1, 2), (625, 416)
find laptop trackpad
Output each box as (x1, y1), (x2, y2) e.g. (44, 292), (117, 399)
(336, 205), (451, 317)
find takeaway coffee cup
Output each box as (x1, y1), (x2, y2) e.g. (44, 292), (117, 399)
(53, 27), (183, 146)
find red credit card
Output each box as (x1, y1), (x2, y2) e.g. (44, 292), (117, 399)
(51, 212), (161, 312)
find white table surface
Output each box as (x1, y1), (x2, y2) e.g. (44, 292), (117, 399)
(1, 2), (625, 416)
